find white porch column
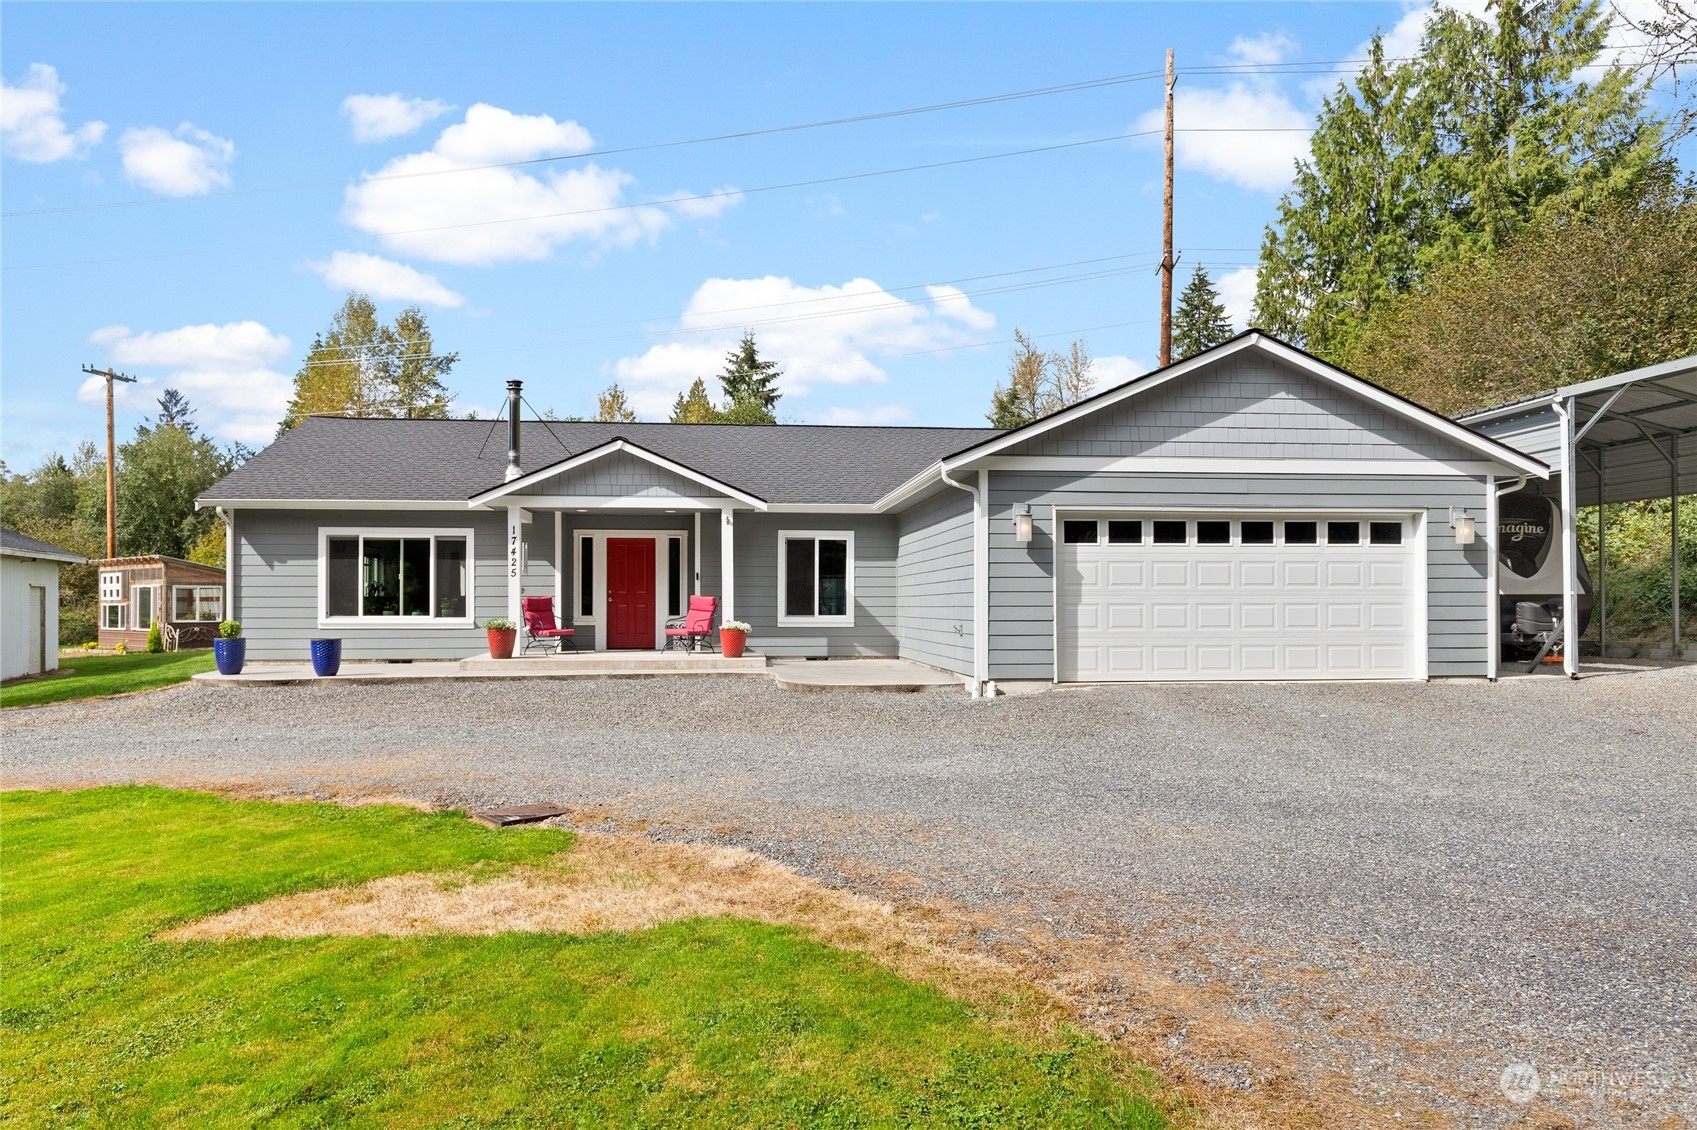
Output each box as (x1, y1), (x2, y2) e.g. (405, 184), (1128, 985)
(1558, 398), (1580, 677)
(1485, 475), (1498, 681)
(720, 505), (735, 623)
(506, 504), (523, 625)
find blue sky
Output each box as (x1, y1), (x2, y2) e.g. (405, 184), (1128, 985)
(2, 2), (1687, 468)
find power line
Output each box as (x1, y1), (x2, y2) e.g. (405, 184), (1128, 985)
(2, 58), (1382, 221)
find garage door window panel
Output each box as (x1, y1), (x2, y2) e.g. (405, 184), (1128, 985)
(1153, 520), (1186, 544)
(1062, 520), (1099, 544)
(1284, 521), (1318, 545)
(1107, 520), (1141, 544)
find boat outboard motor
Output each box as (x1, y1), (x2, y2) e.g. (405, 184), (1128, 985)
(1498, 493), (1593, 656)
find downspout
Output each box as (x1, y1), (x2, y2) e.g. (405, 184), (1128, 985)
(1554, 398), (1580, 678)
(939, 464), (989, 697)
(1487, 475), (1531, 681)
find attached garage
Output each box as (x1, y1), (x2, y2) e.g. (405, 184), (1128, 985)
(1056, 511), (1422, 681)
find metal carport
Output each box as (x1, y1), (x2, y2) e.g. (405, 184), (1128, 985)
(1459, 354), (1697, 676)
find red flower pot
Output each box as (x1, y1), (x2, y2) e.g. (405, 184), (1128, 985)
(719, 628), (748, 659)
(487, 627), (518, 659)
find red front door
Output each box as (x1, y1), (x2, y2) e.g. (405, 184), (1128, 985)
(606, 538), (656, 649)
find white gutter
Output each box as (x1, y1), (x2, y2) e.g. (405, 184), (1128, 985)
(939, 466), (989, 697)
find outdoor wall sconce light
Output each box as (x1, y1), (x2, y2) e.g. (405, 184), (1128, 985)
(1449, 507), (1476, 545)
(1014, 503), (1033, 544)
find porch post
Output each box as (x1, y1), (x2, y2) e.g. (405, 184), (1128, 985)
(720, 505), (735, 623)
(507, 504), (523, 626)
(1485, 475), (1498, 681)
(1559, 398), (1580, 677)
(694, 511), (702, 596)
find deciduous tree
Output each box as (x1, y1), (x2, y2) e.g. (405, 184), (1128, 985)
(669, 377), (719, 423)
(986, 331), (1096, 428)
(280, 294), (458, 432)
(595, 383), (637, 423)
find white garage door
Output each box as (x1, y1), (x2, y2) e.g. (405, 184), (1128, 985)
(1057, 513), (1420, 681)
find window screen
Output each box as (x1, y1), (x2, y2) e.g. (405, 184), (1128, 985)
(784, 537), (816, 616)
(1061, 520), (1098, 544)
(1196, 520), (1231, 544)
(667, 538), (683, 617)
(1241, 521), (1274, 544)
(1107, 520), (1141, 544)
(1284, 521), (1318, 544)
(579, 538), (594, 617)
(1327, 521), (1361, 545)
(327, 538), (360, 616)
(1153, 520), (1186, 544)
(1369, 521), (1403, 545)
(818, 539), (848, 616)
(435, 538), (468, 618)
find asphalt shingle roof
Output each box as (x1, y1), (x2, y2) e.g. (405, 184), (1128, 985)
(200, 417), (1004, 506)
(1, 526), (85, 562)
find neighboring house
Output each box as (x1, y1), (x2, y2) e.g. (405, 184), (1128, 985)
(94, 556), (228, 651)
(1, 527), (85, 680)
(197, 332), (1548, 685)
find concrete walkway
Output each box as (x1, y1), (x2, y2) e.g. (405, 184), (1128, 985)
(769, 657), (962, 692)
(193, 652), (964, 693)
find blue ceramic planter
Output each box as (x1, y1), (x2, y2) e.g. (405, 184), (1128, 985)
(213, 638), (246, 676)
(310, 638), (342, 677)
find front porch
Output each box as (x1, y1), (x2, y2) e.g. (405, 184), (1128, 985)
(196, 647), (771, 685)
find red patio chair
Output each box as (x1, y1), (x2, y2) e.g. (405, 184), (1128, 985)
(663, 595), (717, 651)
(521, 596), (576, 655)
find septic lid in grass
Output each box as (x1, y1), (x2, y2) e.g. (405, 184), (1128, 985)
(469, 803), (569, 828)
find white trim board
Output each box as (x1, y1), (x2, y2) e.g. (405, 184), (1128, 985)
(467, 438), (767, 510)
(975, 456), (1507, 476)
(940, 333), (1550, 478)
(315, 525), (478, 629)
(570, 528), (689, 649)
(775, 529), (856, 627)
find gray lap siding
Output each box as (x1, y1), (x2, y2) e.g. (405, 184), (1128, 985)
(732, 513), (899, 657)
(235, 508), (506, 661)
(987, 471), (1493, 680)
(895, 488), (974, 675)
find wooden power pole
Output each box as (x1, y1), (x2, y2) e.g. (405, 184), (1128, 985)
(1159, 48), (1176, 368)
(81, 364), (137, 558)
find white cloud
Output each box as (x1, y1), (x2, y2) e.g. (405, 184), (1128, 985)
(1094, 354), (1149, 387)
(606, 275), (997, 418)
(119, 123), (235, 196)
(342, 102), (736, 265)
(310, 251), (465, 307)
(342, 93), (451, 142)
(85, 321), (292, 444)
(804, 404), (916, 426)
(1216, 266), (1259, 330)
(1, 63), (105, 162)
(1137, 32), (1313, 194)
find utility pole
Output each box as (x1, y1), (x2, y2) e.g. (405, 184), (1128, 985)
(1159, 47), (1176, 368)
(81, 365), (136, 558)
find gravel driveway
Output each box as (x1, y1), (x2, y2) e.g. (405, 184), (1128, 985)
(5, 665), (1693, 1128)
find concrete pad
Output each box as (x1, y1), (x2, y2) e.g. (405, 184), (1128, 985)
(769, 658), (963, 693)
(194, 651), (769, 686)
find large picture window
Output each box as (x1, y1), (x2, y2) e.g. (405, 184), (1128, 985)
(778, 531), (853, 624)
(320, 529), (472, 622)
(172, 585), (224, 622)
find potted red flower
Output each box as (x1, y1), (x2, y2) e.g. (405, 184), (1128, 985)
(483, 617), (518, 659)
(718, 619), (751, 659)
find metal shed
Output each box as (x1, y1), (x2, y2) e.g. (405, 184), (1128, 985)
(1459, 354), (1697, 675)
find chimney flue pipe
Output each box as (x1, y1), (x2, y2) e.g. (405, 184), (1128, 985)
(504, 380), (523, 481)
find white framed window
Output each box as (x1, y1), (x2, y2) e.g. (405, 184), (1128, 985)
(132, 584), (159, 630)
(777, 530), (854, 626)
(101, 602), (125, 630)
(100, 571), (124, 601)
(173, 585), (224, 622)
(318, 528), (474, 625)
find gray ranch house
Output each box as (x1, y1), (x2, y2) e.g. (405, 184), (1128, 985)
(198, 332), (1548, 688)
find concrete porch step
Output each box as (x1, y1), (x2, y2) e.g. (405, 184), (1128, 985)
(458, 651), (769, 675)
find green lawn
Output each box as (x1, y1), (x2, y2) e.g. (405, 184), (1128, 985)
(1, 787), (1173, 1129)
(0, 651), (214, 708)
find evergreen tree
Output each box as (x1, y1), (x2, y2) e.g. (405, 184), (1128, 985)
(280, 294), (458, 432)
(1254, 0), (1663, 358)
(116, 394), (247, 558)
(718, 331), (783, 413)
(669, 377), (719, 423)
(595, 383), (638, 423)
(155, 388), (197, 432)
(1172, 266), (1235, 360)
